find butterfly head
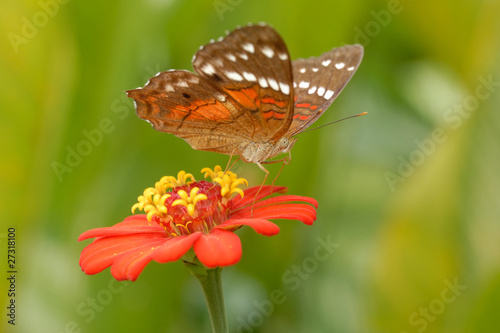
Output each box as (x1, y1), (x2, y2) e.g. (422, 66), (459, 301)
(277, 136), (297, 154)
(241, 136), (297, 164)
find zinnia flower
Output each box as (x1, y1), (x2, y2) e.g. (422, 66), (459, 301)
(78, 166), (318, 281)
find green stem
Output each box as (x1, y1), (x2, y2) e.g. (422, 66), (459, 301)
(186, 263), (228, 333)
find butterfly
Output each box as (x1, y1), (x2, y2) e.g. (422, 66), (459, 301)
(127, 24), (363, 173)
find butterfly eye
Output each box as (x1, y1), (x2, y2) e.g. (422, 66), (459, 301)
(279, 138), (289, 148)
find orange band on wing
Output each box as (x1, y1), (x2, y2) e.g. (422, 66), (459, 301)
(224, 87), (259, 109)
(296, 103), (318, 110)
(263, 110), (287, 121)
(224, 86), (288, 111)
(143, 96), (161, 114)
(293, 114), (310, 120)
(261, 97), (287, 108)
(172, 99), (233, 122)
(175, 105), (190, 112)
(192, 100), (233, 121)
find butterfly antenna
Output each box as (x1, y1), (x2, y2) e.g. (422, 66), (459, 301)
(299, 112), (367, 135)
(224, 151), (239, 174)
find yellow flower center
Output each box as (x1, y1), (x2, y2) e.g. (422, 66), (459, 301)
(132, 166), (247, 223)
(172, 187), (208, 217)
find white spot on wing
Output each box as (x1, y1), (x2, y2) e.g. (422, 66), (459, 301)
(347, 66), (355, 71)
(268, 78), (279, 91)
(261, 46), (274, 58)
(312, 68), (319, 72)
(335, 62), (345, 69)
(300, 68), (306, 73)
(201, 63), (216, 75)
(278, 53), (288, 61)
(227, 54), (237, 62)
(187, 76), (199, 84)
(215, 93), (226, 102)
(317, 87), (325, 96)
(279, 82), (290, 95)
(238, 53), (248, 60)
(242, 43), (255, 53)
(293, 82), (297, 88)
(308, 86), (317, 94)
(322, 59), (332, 66)
(225, 71), (244, 81)
(177, 81), (188, 87)
(258, 77), (268, 88)
(298, 81), (309, 89)
(165, 84), (174, 92)
(214, 59), (224, 67)
(242, 71), (257, 82)
(324, 90), (334, 99)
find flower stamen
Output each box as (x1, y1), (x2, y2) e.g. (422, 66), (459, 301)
(202, 165), (248, 200)
(155, 171), (195, 193)
(132, 187), (171, 221)
(172, 187), (208, 216)
(176, 222), (192, 233)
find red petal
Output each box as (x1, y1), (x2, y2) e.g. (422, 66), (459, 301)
(231, 186), (287, 209)
(194, 229), (242, 268)
(78, 215), (164, 241)
(109, 240), (165, 281)
(253, 195), (318, 209)
(217, 218), (280, 236)
(150, 233), (202, 263)
(232, 204), (317, 225)
(79, 234), (166, 274)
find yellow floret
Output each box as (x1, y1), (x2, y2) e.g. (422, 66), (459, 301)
(172, 187), (208, 216)
(201, 165), (248, 200)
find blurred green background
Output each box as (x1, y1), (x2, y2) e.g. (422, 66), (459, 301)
(2, 0), (500, 332)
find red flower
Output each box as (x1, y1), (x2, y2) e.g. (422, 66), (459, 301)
(78, 166), (318, 281)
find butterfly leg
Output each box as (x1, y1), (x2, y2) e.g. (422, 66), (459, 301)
(271, 160), (287, 196)
(260, 150), (291, 166)
(249, 162), (270, 217)
(268, 151), (291, 197)
(259, 151), (292, 197)
(224, 149), (240, 174)
(251, 151), (291, 214)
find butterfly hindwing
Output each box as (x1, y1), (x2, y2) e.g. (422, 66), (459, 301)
(288, 44), (364, 137)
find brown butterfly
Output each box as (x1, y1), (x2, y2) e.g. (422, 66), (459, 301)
(127, 24), (363, 173)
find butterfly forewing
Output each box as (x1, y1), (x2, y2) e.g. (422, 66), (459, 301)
(288, 44), (363, 137)
(127, 70), (255, 155)
(192, 25), (294, 142)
